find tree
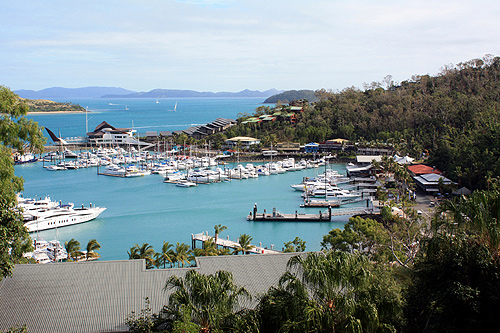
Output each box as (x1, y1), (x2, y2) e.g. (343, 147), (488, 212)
(404, 233), (500, 332)
(258, 251), (402, 333)
(435, 190), (500, 255)
(321, 216), (391, 261)
(85, 239), (101, 260)
(213, 224), (227, 247)
(128, 243), (155, 269)
(193, 238), (218, 257)
(174, 242), (192, 268)
(283, 237), (306, 252)
(64, 238), (82, 261)
(159, 241), (175, 268)
(233, 234), (255, 255)
(0, 86), (45, 277)
(163, 270), (251, 332)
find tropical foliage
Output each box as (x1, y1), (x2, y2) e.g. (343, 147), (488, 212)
(221, 55), (500, 190)
(86, 239), (101, 260)
(0, 86), (45, 277)
(64, 238), (83, 261)
(162, 270), (251, 332)
(233, 233), (255, 255)
(282, 236), (306, 253)
(258, 251), (402, 333)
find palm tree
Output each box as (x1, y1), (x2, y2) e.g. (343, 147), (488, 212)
(160, 241), (175, 268)
(127, 244), (140, 259)
(163, 270), (251, 332)
(138, 243), (155, 269)
(153, 252), (164, 269)
(174, 242), (192, 268)
(64, 238), (82, 261)
(85, 239), (101, 261)
(258, 251), (401, 332)
(193, 238), (218, 257)
(127, 243), (155, 268)
(214, 224), (227, 247)
(233, 234), (255, 255)
(217, 248), (231, 256)
(436, 190), (500, 254)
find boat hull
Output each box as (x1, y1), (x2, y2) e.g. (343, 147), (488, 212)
(24, 207), (106, 232)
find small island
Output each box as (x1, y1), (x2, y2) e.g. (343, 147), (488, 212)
(22, 98), (86, 114)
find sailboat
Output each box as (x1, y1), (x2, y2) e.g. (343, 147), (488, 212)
(156, 99), (159, 104)
(174, 102), (177, 112)
(125, 105), (129, 110)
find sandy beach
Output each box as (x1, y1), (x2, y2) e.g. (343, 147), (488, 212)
(28, 110), (88, 115)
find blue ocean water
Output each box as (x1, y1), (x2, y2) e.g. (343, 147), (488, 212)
(18, 98), (354, 260)
(28, 97), (266, 138)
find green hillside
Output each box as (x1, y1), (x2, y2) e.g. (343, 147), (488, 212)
(264, 89), (318, 103)
(226, 55), (500, 190)
(22, 98), (85, 112)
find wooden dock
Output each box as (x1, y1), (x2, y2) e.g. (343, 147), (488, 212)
(191, 232), (280, 254)
(247, 204), (332, 222)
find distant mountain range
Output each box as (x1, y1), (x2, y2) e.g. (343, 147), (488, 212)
(102, 88), (281, 98)
(14, 87), (282, 99)
(14, 87), (135, 99)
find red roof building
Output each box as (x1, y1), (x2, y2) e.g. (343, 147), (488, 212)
(407, 164), (442, 176)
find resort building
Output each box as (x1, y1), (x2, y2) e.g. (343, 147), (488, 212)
(86, 121), (149, 146)
(407, 164), (442, 177)
(0, 254), (299, 333)
(225, 136), (261, 148)
(304, 142), (319, 153)
(275, 142), (301, 153)
(413, 173), (455, 194)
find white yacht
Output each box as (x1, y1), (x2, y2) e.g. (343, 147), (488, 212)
(23, 204), (106, 233)
(99, 164), (126, 177)
(124, 165), (151, 177)
(175, 179), (198, 187)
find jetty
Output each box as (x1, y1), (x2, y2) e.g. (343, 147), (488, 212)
(248, 204), (332, 222)
(191, 232), (280, 254)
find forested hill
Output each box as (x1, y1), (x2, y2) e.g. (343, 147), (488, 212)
(22, 98), (85, 112)
(264, 90), (318, 103)
(228, 55), (500, 190)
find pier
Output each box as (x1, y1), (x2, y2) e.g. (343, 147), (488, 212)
(248, 204), (332, 222)
(191, 232), (280, 254)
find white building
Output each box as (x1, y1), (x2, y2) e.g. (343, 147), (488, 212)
(87, 121), (148, 146)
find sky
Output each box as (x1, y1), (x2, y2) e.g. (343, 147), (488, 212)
(2, 0), (500, 93)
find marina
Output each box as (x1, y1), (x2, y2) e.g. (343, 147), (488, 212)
(17, 98), (371, 261)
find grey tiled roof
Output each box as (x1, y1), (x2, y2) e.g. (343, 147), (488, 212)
(0, 253), (299, 333)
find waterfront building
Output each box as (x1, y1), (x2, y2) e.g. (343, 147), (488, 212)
(226, 136), (260, 148)
(407, 164), (443, 177)
(304, 142), (319, 153)
(413, 173), (455, 194)
(86, 121), (149, 146)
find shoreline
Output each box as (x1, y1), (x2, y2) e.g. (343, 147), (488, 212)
(28, 111), (88, 115)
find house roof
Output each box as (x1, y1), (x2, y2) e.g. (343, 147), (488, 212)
(414, 173), (453, 186)
(356, 155), (382, 163)
(227, 136), (260, 143)
(0, 253), (300, 333)
(87, 121), (131, 136)
(407, 164), (442, 175)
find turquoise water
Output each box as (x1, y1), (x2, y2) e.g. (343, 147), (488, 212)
(18, 98), (354, 260)
(16, 162), (353, 260)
